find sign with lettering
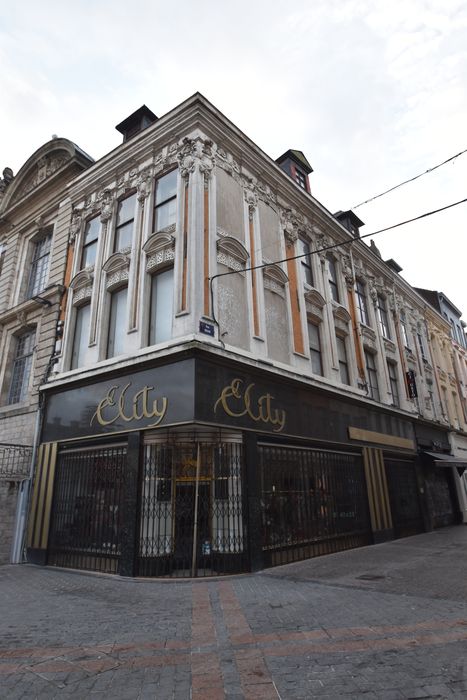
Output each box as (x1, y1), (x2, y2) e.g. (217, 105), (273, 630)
(42, 359), (195, 442)
(214, 378), (286, 432)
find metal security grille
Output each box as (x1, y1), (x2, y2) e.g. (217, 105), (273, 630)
(425, 466), (456, 529)
(48, 445), (126, 573)
(385, 459), (424, 538)
(259, 444), (371, 566)
(137, 441), (247, 577)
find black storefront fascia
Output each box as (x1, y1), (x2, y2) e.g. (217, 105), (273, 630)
(28, 348), (419, 576)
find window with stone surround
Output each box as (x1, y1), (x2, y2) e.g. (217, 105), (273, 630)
(153, 169), (177, 232)
(71, 303), (91, 369)
(327, 255), (339, 303)
(81, 215), (100, 268)
(307, 321), (323, 376)
(336, 333), (350, 385)
(149, 267), (174, 345)
(387, 360), (400, 407)
(27, 232), (52, 298)
(106, 287), (128, 359)
(365, 350), (380, 402)
(8, 329), (35, 404)
(355, 279), (370, 326)
(298, 238), (313, 286)
(114, 193), (136, 252)
(377, 294), (390, 339)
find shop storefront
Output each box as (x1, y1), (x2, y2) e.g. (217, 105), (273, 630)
(27, 350), (424, 577)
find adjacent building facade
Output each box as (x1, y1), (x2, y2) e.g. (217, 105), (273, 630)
(1, 94), (465, 577)
(0, 141), (93, 563)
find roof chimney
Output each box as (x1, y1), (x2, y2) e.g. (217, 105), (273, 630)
(276, 150), (313, 194)
(115, 105), (158, 143)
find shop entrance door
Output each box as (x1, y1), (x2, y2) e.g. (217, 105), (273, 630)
(173, 480), (210, 574)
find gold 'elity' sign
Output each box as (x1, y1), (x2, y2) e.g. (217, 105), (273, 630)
(214, 378), (286, 432)
(91, 383), (168, 428)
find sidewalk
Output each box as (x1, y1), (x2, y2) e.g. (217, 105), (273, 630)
(1, 526), (467, 699)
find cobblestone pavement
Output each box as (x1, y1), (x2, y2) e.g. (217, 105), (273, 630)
(1, 527), (467, 699)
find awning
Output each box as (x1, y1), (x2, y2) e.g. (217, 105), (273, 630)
(422, 451), (467, 475)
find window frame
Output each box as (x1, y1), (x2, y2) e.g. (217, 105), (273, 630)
(355, 279), (370, 326)
(327, 255), (339, 303)
(71, 302), (91, 370)
(8, 329), (35, 404)
(336, 333), (350, 385)
(27, 232), (52, 298)
(298, 238), (313, 286)
(387, 360), (400, 407)
(400, 312), (410, 348)
(114, 193), (137, 253)
(106, 286), (128, 359)
(153, 169), (178, 233)
(365, 350), (380, 402)
(81, 215), (100, 269)
(307, 321), (323, 376)
(377, 294), (390, 339)
(148, 266), (174, 346)
(295, 169), (307, 190)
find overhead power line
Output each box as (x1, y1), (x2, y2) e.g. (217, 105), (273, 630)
(353, 147), (467, 209)
(210, 196), (467, 284)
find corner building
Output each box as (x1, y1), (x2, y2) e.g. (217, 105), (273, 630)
(26, 95), (466, 577)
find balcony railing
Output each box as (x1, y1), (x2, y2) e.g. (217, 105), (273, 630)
(0, 443), (32, 480)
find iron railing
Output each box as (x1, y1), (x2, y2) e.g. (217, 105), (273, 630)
(0, 443), (32, 480)
(259, 444), (372, 567)
(137, 441), (247, 577)
(47, 445), (126, 574)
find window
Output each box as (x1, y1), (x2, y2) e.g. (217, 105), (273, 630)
(8, 330), (35, 404)
(327, 255), (339, 303)
(365, 351), (380, 401)
(81, 216), (100, 268)
(377, 295), (390, 338)
(295, 170), (307, 190)
(298, 238), (313, 286)
(417, 332), (427, 361)
(154, 170), (177, 232)
(307, 322), (323, 376)
(0, 242), (5, 277)
(355, 280), (369, 326)
(400, 312), (410, 348)
(336, 334), (350, 385)
(149, 268), (174, 345)
(107, 287), (128, 358)
(71, 304), (91, 369)
(115, 194), (136, 252)
(27, 233), (51, 298)
(387, 361), (400, 407)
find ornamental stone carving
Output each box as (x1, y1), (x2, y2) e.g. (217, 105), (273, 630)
(69, 210), (83, 245)
(69, 269), (94, 306)
(177, 137), (197, 179)
(199, 139), (215, 186)
(216, 235), (249, 273)
(136, 167), (153, 203)
(98, 189), (114, 222)
(102, 251), (131, 291)
(341, 255), (354, 289)
(17, 152), (71, 199)
(280, 209), (300, 248)
(263, 264), (288, 297)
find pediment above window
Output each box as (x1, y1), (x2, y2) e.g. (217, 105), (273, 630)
(143, 231), (175, 272)
(216, 235), (249, 272)
(304, 289), (326, 322)
(304, 289), (326, 309)
(263, 264), (288, 297)
(333, 305), (351, 324)
(102, 252), (130, 291)
(69, 270), (94, 306)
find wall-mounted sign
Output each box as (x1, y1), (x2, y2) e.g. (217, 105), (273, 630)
(199, 321), (215, 337)
(214, 378), (286, 432)
(91, 383), (168, 428)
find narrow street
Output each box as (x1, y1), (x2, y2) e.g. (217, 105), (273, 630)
(1, 526), (467, 699)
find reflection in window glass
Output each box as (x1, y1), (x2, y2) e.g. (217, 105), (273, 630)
(107, 287), (128, 358)
(115, 194), (136, 251)
(149, 268), (174, 345)
(336, 334), (350, 385)
(154, 170), (177, 232)
(81, 217), (100, 268)
(307, 322), (322, 375)
(71, 304), (91, 369)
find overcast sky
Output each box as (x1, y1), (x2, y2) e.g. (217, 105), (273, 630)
(2, 0), (466, 317)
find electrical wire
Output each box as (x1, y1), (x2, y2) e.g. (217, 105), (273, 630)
(211, 196), (467, 284)
(352, 147), (467, 209)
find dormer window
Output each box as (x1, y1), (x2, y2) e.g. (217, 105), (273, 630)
(295, 170), (307, 190)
